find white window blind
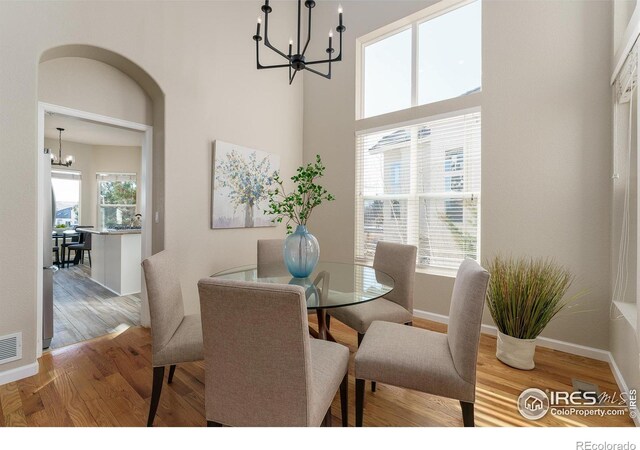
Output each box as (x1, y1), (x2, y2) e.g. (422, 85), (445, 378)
(355, 111), (481, 272)
(96, 173), (136, 183)
(616, 40), (637, 104)
(51, 170), (81, 180)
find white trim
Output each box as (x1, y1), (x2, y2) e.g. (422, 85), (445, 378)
(413, 308), (610, 361)
(355, 105), (481, 136)
(612, 4), (640, 85)
(37, 102), (153, 357)
(0, 362), (38, 387)
(355, 93), (482, 133)
(608, 353), (640, 427)
(89, 278), (139, 298)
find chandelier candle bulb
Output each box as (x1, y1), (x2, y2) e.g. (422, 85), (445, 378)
(338, 5), (343, 26)
(256, 17), (261, 37)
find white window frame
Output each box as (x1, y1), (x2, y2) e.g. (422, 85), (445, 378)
(356, 0), (480, 121)
(355, 0), (482, 277)
(96, 172), (138, 229)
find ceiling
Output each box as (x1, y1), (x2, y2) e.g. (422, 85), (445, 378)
(44, 113), (144, 147)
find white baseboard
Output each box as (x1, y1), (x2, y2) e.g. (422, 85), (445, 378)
(607, 353), (640, 427)
(413, 308), (639, 427)
(412, 309), (610, 361)
(0, 361), (39, 387)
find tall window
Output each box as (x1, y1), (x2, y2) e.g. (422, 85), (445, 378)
(355, 111), (481, 272)
(97, 173), (137, 229)
(360, 0), (481, 119)
(51, 170), (81, 227)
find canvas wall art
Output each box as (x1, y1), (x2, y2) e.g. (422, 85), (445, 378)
(211, 140), (280, 229)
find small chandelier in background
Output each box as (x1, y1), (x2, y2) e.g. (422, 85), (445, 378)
(50, 127), (74, 167)
(253, 0), (346, 84)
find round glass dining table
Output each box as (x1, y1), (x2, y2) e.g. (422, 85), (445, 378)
(212, 261), (394, 341)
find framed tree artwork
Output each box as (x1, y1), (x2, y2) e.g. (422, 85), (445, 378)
(211, 140), (280, 229)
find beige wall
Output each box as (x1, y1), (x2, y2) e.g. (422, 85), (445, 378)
(0, 0), (303, 374)
(45, 138), (142, 226)
(39, 57), (153, 126)
(304, 0), (613, 349)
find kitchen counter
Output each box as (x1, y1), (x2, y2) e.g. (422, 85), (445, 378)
(76, 227), (142, 235)
(82, 228), (142, 295)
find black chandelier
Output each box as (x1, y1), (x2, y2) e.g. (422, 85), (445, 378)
(253, 0), (346, 84)
(50, 127), (74, 167)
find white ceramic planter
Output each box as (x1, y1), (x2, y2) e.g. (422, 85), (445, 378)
(496, 331), (536, 370)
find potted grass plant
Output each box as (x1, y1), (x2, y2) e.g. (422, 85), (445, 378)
(485, 256), (583, 370)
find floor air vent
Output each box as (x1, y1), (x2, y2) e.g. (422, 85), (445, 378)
(0, 332), (22, 365)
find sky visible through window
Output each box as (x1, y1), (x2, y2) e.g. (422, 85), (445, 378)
(363, 1), (481, 118)
(364, 29), (412, 118)
(418, 1), (481, 105)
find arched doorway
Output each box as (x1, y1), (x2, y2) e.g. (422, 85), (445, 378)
(36, 45), (165, 355)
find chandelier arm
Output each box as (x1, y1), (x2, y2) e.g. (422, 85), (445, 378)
(301, 2), (312, 57)
(263, 7), (291, 61)
(302, 30), (343, 66)
(256, 39), (293, 69)
(304, 64), (331, 79)
(289, 68), (299, 85)
(58, 129), (63, 162)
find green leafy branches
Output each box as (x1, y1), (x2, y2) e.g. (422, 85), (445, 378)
(264, 155), (335, 233)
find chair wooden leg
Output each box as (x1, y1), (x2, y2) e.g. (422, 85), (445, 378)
(147, 366), (165, 427)
(322, 409), (332, 427)
(326, 314), (331, 331)
(357, 333), (377, 391)
(207, 420), (222, 427)
(460, 401), (474, 427)
(355, 378), (365, 427)
(168, 364), (177, 384)
(340, 373), (348, 427)
(88, 250), (92, 268)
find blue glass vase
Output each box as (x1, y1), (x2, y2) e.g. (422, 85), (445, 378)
(284, 225), (320, 278)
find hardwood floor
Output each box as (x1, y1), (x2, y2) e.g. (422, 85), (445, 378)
(0, 317), (633, 427)
(51, 264), (140, 349)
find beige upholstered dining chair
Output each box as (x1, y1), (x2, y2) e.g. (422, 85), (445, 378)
(354, 259), (490, 427)
(142, 251), (204, 427)
(257, 239), (285, 266)
(328, 240), (416, 391)
(257, 239), (288, 278)
(197, 278), (350, 427)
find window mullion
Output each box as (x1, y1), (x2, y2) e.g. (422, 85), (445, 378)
(411, 22), (419, 108)
(408, 127), (419, 246)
